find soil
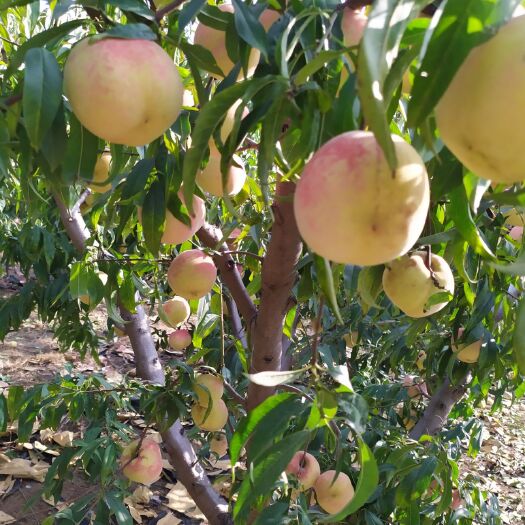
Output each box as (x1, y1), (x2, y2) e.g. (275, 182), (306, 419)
(1, 272), (524, 524)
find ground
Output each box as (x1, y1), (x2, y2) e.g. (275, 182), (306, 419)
(0, 273), (524, 524)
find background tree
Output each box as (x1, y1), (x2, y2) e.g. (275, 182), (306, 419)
(0, 0), (525, 524)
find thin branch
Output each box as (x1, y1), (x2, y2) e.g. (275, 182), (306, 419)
(71, 188), (92, 216)
(224, 381), (246, 407)
(225, 293), (248, 349)
(155, 0), (186, 21)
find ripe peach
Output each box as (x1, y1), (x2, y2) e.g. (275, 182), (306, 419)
(314, 470), (355, 514)
(382, 251), (455, 318)
(167, 249), (217, 300)
(120, 437), (163, 485)
(341, 8), (367, 47)
(64, 38), (183, 146)
(285, 451), (321, 490)
(159, 296), (190, 328)
(451, 328), (482, 364)
(294, 131), (429, 266)
(192, 399), (229, 431)
(196, 145), (246, 197)
(89, 152), (112, 193)
(510, 226), (523, 241)
(435, 16), (525, 183)
(193, 373), (224, 407)
(168, 329), (192, 351)
(259, 9), (281, 31)
(210, 433), (228, 457)
(194, 4), (260, 79)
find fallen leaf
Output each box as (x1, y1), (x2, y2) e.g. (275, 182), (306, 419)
(0, 457), (49, 482)
(0, 511), (16, 525)
(157, 513), (182, 525)
(131, 486), (152, 505)
(165, 482), (204, 518)
(52, 431), (75, 448)
(0, 476), (14, 496)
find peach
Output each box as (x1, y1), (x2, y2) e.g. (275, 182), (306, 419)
(193, 373), (224, 407)
(194, 4), (260, 79)
(210, 433), (228, 457)
(435, 16), (525, 183)
(451, 328), (482, 364)
(510, 226), (523, 241)
(341, 8), (367, 47)
(168, 329), (192, 351)
(314, 470), (355, 514)
(416, 350), (427, 371)
(259, 9), (281, 31)
(219, 99), (250, 145)
(159, 296), (190, 327)
(196, 145), (246, 197)
(192, 399), (229, 431)
(167, 249), (217, 300)
(285, 451), (321, 490)
(89, 152), (112, 193)
(120, 437), (163, 485)
(64, 38), (183, 146)
(294, 131), (429, 266)
(382, 251), (455, 318)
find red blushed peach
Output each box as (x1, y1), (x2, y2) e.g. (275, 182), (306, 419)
(167, 249), (217, 300)
(314, 470), (355, 514)
(120, 438), (163, 485)
(341, 8), (367, 47)
(159, 296), (190, 328)
(168, 329), (192, 351)
(194, 4), (260, 79)
(64, 38), (183, 146)
(259, 9), (281, 31)
(294, 131), (430, 266)
(285, 451), (321, 490)
(510, 226), (523, 241)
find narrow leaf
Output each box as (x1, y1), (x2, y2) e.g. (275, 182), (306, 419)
(248, 367), (309, 387)
(141, 179), (165, 255)
(232, 0), (268, 61)
(314, 255), (343, 323)
(513, 297), (525, 375)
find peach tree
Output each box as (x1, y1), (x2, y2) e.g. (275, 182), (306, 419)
(0, 0), (524, 524)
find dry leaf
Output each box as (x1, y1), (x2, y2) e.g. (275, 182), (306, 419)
(0, 511), (16, 525)
(0, 457), (49, 482)
(131, 486), (152, 505)
(0, 476), (14, 496)
(52, 431), (75, 448)
(161, 459), (175, 472)
(157, 513), (182, 525)
(166, 482), (204, 518)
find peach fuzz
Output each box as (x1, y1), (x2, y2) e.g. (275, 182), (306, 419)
(167, 249), (217, 300)
(285, 451), (321, 490)
(64, 38), (183, 146)
(294, 131), (429, 266)
(168, 329), (192, 351)
(120, 437), (163, 485)
(194, 3), (260, 79)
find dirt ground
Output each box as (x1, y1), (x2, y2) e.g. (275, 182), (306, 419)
(1, 274), (524, 524)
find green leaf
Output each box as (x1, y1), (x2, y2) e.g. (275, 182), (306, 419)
(141, 178), (165, 255)
(101, 23), (156, 41)
(69, 262), (105, 307)
(180, 41), (225, 77)
(357, 0), (426, 170)
(313, 255), (343, 324)
(120, 158), (155, 200)
(254, 501), (290, 525)
(0, 394), (8, 432)
(247, 367), (309, 387)
(40, 103), (67, 172)
(408, 0), (521, 126)
(230, 393), (299, 466)
(294, 49), (343, 86)
(105, 0), (154, 19)
(357, 265), (384, 312)
(319, 437), (379, 522)
(179, 0), (208, 33)
(232, 0), (268, 61)
(23, 48), (62, 149)
(513, 297), (525, 375)
(62, 115), (99, 185)
(448, 185), (495, 259)
(396, 456), (437, 506)
(118, 273), (136, 314)
(104, 492), (133, 525)
(5, 20), (85, 78)
(491, 250), (525, 276)
(234, 430), (310, 521)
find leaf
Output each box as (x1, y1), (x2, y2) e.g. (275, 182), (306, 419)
(319, 438), (379, 522)
(254, 501), (290, 525)
(233, 430), (309, 521)
(513, 297), (525, 375)
(180, 41), (225, 77)
(357, 0), (426, 170)
(141, 179), (166, 255)
(313, 255), (343, 324)
(408, 0), (521, 126)
(357, 265), (384, 311)
(178, 0), (207, 33)
(396, 456), (437, 506)
(247, 367), (308, 387)
(232, 0), (268, 61)
(62, 115), (99, 185)
(448, 185), (495, 259)
(101, 23), (156, 41)
(230, 393), (299, 466)
(120, 158), (155, 200)
(294, 50), (343, 86)
(104, 492), (133, 525)
(105, 0), (154, 19)
(0, 394), (8, 432)
(118, 274), (136, 314)
(490, 250), (525, 276)
(23, 48), (62, 149)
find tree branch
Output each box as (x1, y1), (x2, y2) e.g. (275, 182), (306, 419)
(225, 294), (247, 349)
(71, 189), (92, 216)
(247, 181), (302, 411)
(53, 193), (231, 524)
(409, 374), (470, 440)
(197, 223), (257, 329)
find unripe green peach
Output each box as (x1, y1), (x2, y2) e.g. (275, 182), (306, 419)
(64, 38), (183, 146)
(435, 15), (525, 183)
(382, 251), (455, 318)
(159, 296), (190, 328)
(120, 437), (163, 485)
(192, 399), (228, 432)
(294, 131), (430, 266)
(167, 249), (217, 300)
